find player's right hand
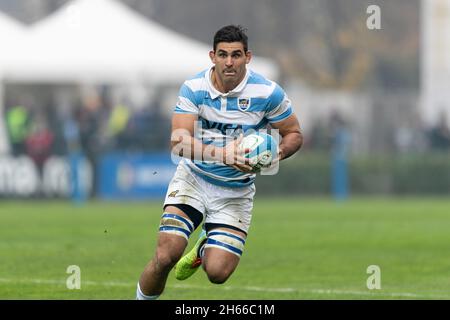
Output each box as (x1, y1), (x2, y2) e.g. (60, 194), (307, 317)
(221, 134), (254, 173)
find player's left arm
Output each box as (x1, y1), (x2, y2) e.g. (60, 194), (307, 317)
(270, 113), (303, 161)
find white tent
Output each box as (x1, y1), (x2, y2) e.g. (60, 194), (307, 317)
(1, 0), (278, 84)
(0, 11), (27, 73)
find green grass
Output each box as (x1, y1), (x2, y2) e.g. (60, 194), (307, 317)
(1, 197), (450, 299)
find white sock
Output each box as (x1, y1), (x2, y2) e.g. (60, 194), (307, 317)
(136, 282), (159, 300)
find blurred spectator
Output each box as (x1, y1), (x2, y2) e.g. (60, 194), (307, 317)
(107, 103), (131, 151)
(428, 112), (450, 151)
(307, 110), (352, 152)
(62, 109), (81, 154)
(394, 112), (428, 154)
(6, 105), (30, 156)
(25, 114), (54, 171)
(329, 110), (351, 155)
(127, 104), (170, 151)
(76, 90), (104, 196)
(77, 90), (103, 155)
(308, 118), (329, 150)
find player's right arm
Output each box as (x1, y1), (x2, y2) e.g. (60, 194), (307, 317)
(170, 113), (220, 161)
(170, 87), (251, 171)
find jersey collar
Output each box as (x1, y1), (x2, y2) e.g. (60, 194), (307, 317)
(205, 66), (250, 99)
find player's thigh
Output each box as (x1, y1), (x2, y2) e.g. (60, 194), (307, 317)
(202, 226), (247, 273)
(155, 205), (199, 265)
(202, 185), (254, 272)
(205, 182), (255, 236)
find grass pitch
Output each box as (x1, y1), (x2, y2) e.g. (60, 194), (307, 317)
(1, 197), (449, 300)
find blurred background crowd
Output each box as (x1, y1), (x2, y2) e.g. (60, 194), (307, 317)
(0, 0), (449, 198)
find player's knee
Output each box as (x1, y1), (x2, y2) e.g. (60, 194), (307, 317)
(203, 230), (245, 284)
(208, 275), (228, 285)
(204, 264), (234, 284)
(206, 269), (231, 284)
(155, 248), (182, 271)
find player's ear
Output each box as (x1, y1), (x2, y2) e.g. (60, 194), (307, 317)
(209, 50), (216, 63)
(245, 50), (252, 64)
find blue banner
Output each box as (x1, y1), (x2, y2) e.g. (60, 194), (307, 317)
(98, 153), (177, 200)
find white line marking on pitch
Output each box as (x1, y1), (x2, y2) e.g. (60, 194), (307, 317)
(0, 278), (449, 299)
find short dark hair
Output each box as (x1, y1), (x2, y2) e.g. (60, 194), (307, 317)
(213, 25), (248, 52)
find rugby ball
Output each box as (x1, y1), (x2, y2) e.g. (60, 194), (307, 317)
(240, 132), (278, 170)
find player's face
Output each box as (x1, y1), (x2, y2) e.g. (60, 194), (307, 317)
(210, 42), (252, 89)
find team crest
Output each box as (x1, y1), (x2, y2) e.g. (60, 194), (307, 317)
(238, 98), (251, 111)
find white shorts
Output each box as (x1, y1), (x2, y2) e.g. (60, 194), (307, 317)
(163, 162), (256, 234)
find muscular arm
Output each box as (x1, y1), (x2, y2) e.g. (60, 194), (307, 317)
(170, 113), (251, 170)
(270, 114), (303, 161)
(171, 113), (217, 161)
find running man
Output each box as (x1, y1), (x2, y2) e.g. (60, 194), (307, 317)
(137, 25), (302, 300)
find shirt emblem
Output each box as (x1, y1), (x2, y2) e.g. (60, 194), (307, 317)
(238, 98), (251, 111)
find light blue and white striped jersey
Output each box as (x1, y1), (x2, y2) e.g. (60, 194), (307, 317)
(174, 66), (293, 188)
